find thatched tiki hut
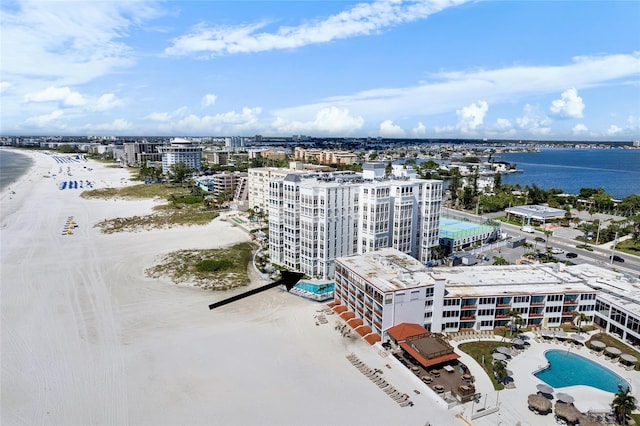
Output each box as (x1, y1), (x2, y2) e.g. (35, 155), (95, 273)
(527, 393), (552, 415)
(554, 401), (582, 425)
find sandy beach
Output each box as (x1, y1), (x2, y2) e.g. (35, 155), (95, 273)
(1, 150), (456, 426)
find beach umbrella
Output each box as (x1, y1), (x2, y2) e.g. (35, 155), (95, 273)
(492, 352), (507, 361)
(511, 338), (525, 346)
(496, 346), (511, 355)
(570, 333), (585, 341)
(620, 354), (638, 364)
(590, 340), (606, 349)
(556, 392), (575, 404)
(536, 383), (554, 394)
(555, 330), (568, 339)
(540, 329), (553, 338)
(605, 346), (622, 356)
(528, 393), (552, 414)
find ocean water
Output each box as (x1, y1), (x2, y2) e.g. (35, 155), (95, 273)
(0, 149), (34, 192)
(495, 148), (640, 199)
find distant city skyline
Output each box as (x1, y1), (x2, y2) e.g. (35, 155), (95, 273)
(1, 0), (639, 140)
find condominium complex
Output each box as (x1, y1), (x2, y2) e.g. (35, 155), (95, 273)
(122, 140), (163, 166)
(157, 138), (202, 174)
(333, 248), (639, 347)
(267, 163), (443, 279)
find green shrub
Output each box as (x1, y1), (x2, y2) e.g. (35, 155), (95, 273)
(196, 259), (234, 272)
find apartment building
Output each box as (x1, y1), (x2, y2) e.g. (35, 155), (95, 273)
(331, 248), (635, 341)
(157, 138), (202, 174)
(122, 141), (163, 166)
(267, 164), (443, 279)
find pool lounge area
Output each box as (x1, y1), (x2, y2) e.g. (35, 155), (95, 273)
(290, 280), (334, 302)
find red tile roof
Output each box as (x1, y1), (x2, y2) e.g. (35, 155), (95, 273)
(386, 323), (430, 342)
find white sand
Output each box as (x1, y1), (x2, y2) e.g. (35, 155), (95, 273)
(1, 150), (459, 426)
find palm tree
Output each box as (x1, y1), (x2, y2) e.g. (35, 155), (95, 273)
(507, 309), (522, 335)
(572, 311), (590, 334)
(493, 360), (508, 384)
(612, 387), (636, 425)
(492, 255), (509, 266)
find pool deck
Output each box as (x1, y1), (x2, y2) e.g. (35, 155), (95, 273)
(448, 329), (640, 425)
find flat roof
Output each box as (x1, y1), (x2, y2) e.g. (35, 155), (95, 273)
(435, 264), (595, 297)
(336, 248), (435, 292)
(505, 205), (566, 220)
(568, 264), (640, 317)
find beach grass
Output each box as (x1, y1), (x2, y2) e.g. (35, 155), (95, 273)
(458, 341), (512, 390)
(145, 242), (257, 290)
(83, 183), (220, 232)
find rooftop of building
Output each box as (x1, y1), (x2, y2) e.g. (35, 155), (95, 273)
(433, 264), (595, 297)
(505, 204), (566, 220)
(568, 263), (640, 316)
(337, 248), (436, 292)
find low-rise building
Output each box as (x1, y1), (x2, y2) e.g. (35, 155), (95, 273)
(332, 248), (639, 342)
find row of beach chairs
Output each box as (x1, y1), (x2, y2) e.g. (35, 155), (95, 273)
(447, 330), (495, 342)
(346, 354), (413, 407)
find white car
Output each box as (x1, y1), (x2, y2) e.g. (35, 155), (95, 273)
(551, 248), (564, 255)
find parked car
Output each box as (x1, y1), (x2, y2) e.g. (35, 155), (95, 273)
(610, 255), (625, 263)
(551, 248), (564, 254)
(534, 237), (546, 242)
(566, 252), (578, 258)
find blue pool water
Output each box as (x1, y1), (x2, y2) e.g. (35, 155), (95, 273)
(294, 281), (334, 295)
(535, 350), (630, 393)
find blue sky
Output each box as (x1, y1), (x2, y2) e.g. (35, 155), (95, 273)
(1, 0), (639, 140)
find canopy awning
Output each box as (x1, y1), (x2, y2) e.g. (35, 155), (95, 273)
(537, 383), (554, 394)
(605, 346), (622, 355)
(620, 353), (638, 363)
(496, 346), (511, 355)
(590, 340), (606, 348)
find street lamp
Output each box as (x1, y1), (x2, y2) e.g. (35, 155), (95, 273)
(610, 231), (618, 265)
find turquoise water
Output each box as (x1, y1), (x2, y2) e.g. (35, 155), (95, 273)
(535, 350), (630, 393)
(294, 281), (334, 295)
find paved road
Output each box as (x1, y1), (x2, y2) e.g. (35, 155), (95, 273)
(462, 217), (640, 276)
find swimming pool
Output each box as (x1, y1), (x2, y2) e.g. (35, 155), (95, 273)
(294, 281), (334, 295)
(535, 350), (630, 393)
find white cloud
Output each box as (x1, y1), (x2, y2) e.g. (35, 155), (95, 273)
(23, 86), (86, 107)
(0, 81), (12, 93)
(87, 119), (133, 132)
(201, 94), (217, 107)
(25, 109), (64, 126)
(272, 106), (364, 134)
(379, 120), (406, 137)
(145, 107), (189, 122)
(456, 100), (488, 134)
(165, 0), (471, 57)
(91, 93), (123, 111)
(516, 104), (552, 135)
(1, 2), (162, 85)
(549, 88), (584, 118)
(606, 124), (622, 135)
(494, 118), (512, 131)
(572, 123), (589, 134)
(157, 107), (263, 134)
(412, 122), (426, 136)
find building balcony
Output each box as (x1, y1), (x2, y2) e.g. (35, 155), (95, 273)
(496, 303), (511, 308)
(496, 314), (509, 319)
(529, 312), (543, 317)
(461, 316), (476, 321)
(531, 302), (545, 306)
(461, 305), (477, 310)
(563, 300), (578, 305)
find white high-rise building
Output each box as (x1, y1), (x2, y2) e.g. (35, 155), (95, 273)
(268, 164), (443, 279)
(157, 138), (202, 174)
